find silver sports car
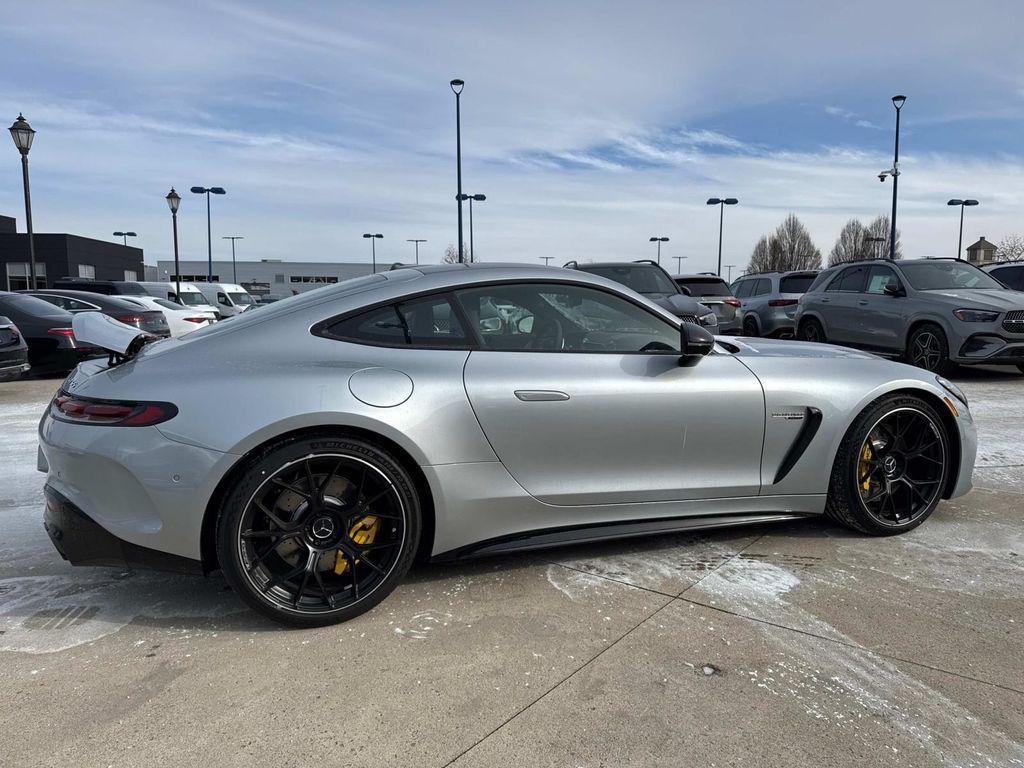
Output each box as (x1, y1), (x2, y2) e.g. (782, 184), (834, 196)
(39, 263), (976, 626)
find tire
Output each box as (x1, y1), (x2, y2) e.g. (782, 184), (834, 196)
(799, 318), (826, 343)
(742, 316), (760, 337)
(1016, 364), (1024, 375)
(905, 323), (951, 374)
(824, 394), (950, 536)
(216, 434), (421, 627)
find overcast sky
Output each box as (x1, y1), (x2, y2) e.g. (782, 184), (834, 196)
(1, 1), (1022, 273)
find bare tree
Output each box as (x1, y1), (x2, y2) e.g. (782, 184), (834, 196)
(865, 214), (902, 260)
(745, 214), (822, 273)
(828, 219), (869, 266)
(442, 243), (473, 264)
(996, 233), (1024, 261)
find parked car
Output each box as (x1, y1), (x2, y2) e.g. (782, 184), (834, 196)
(674, 274), (741, 334)
(22, 290), (171, 338)
(52, 278), (148, 296)
(983, 262), (1024, 292)
(0, 292), (101, 375)
(136, 281), (221, 317)
(564, 260), (718, 329)
(796, 258), (1024, 374)
(0, 314), (30, 381)
(196, 282), (256, 319)
(730, 270), (818, 338)
(120, 295), (214, 336)
(42, 263), (974, 626)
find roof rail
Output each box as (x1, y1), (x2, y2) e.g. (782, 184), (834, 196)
(632, 259), (659, 267)
(563, 260), (579, 269)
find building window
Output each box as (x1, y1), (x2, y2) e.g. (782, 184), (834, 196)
(78, 264), (96, 279)
(275, 274), (285, 284)
(171, 274), (217, 282)
(289, 275), (339, 284)
(5, 262), (46, 291)
(124, 270), (138, 281)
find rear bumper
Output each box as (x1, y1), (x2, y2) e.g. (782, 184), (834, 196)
(43, 486), (202, 574)
(0, 349), (29, 381)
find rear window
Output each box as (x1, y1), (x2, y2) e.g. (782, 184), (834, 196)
(177, 292), (209, 306)
(779, 275), (816, 294)
(0, 294), (71, 318)
(676, 278), (731, 297)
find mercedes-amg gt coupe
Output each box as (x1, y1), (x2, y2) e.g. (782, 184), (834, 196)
(39, 263), (976, 626)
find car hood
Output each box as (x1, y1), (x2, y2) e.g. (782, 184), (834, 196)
(652, 294), (708, 317)
(724, 336), (880, 360)
(923, 289), (1024, 310)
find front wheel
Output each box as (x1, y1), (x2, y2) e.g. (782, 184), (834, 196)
(216, 435), (421, 627)
(824, 395), (950, 535)
(906, 323), (951, 374)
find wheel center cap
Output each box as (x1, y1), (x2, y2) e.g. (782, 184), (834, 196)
(882, 454), (902, 479)
(310, 515), (336, 541)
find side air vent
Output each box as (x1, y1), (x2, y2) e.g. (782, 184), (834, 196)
(772, 407), (823, 484)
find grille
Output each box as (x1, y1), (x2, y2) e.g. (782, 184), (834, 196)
(1003, 310), (1024, 334)
(680, 315), (699, 325)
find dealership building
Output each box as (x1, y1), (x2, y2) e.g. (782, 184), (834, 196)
(154, 258), (383, 298)
(0, 215), (144, 291)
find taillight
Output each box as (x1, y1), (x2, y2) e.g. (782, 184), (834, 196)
(50, 391), (177, 426)
(768, 299), (798, 307)
(115, 314), (145, 325)
(183, 316), (208, 324)
(724, 298), (741, 307)
(47, 327), (75, 337)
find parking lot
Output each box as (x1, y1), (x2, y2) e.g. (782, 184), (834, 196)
(1, 368), (1022, 767)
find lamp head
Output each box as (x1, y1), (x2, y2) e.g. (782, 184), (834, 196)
(450, 78), (464, 95)
(892, 94), (907, 109)
(210, 187), (226, 195)
(706, 198), (721, 205)
(724, 198), (738, 205)
(964, 199), (979, 206)
(166, 188), (181, 213)
(190, 186), (206, 194)
(9, 113), (35, 154)
(947, 199), (963, 206)
(471, 194), (486, 201)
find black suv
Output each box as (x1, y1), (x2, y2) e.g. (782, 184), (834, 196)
(564, 260), (718, 329)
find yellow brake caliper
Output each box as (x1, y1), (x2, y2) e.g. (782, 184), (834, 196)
(334, 515), (379, 575)
(859, 443), (874, 494)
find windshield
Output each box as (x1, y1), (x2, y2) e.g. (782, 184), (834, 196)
(676, 278), (731, 297)
(177, 292), (210, 306)
(228, 292), (255, 305)
(780, 275), (816, 294)
(584, 265), (678, 296)
(899, 261), (1004, 291)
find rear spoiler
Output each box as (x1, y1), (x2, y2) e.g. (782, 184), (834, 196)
(71, 312), (154, 365)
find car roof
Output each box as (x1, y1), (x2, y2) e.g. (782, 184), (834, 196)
(675, 274), (728, 280)
(24, 289), (149, 310)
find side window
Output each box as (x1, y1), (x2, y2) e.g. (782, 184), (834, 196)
(830, 266), (867, 292)
(731, 280), (747, 298)
(455, 283), (679, 353)
(751, 278), (771, 297)
(37, 295), (66, 309)
(325, 295), (469, 348)
(994, 266), (1024, 291)
(217, 292), (230, 306)
(865, 265), (898, 294)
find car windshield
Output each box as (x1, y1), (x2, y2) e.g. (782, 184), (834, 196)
(584, 266), (678, 297)
(676, 278), (731, 296)
(899, 262), (1004, 291)
(229, 292), (255, 305)
(779, 275), (816, 294)
(177, 292), (209, 306)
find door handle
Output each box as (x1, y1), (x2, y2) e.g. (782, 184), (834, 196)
(858, 300), (869, 305)
(821, 298), (831, 303)
(515, 390), (569, 402)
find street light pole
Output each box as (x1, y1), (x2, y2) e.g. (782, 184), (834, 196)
(222, 236), (244, 283)
(165, 188), (181, 300)
(9, 114), (38, 288)
(648, 236), (669, 265)
(458, 194), (486, 263)
(706, 198), (739, 276)
(113, 231), (137, 246)
(450, 78), (465, 263)
(885, 95), (906, 260)
(539, 257), (553, 266)
(725, 264), (736, 281)
(947, 199), (979, 259)
(406, 239), (426, 265)
(190, 186), (226, 281)
(363, 233), (383, 273)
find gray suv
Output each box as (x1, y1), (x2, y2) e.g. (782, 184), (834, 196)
(796, 258), (1024, 373)
(984, 262), (1024, 291)
(730, 270), (818, 337)
(674, 274), (741, 334)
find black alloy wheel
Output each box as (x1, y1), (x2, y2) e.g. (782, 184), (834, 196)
(742, 316), (760, 337)
(218, 436), (420, 626)
(906, 324), (950, 373)
(799, 318), (825, 343)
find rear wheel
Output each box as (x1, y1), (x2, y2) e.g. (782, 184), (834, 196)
(742, 316), (760, 337)
(906, 323), (951, 374)
(799, 318), (826, 343)
(217, 435), (420, 627)
(825, 395), (950, 535)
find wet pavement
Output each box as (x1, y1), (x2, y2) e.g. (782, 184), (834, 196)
(1, 370), (1022, 767)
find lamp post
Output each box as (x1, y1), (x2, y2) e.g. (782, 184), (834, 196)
(457, 193), (485, 262)
(450, 78), (466, 263)
(863, 235), (885, 260)
(673, 255), (688, 273)
(190, 186), (226, 281)
(113, 231), (137, 246)
(725, 264), (736, 281)
(222, 236), (244, 283)
(947, 199), (979, 259)
(539, 257), (553, 266)
(363, 233), (383, 273)
(877, 95), (906, 260)
(165, 188), (181, 300)
(406, 239), (426, 265)
(706, 197), (739, 276)
(647, 236), (669, 265)
(9, 114), (38, 288)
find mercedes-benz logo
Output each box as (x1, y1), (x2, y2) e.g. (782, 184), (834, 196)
(883, 456), (898, 475)
(311, 516), (336, 539)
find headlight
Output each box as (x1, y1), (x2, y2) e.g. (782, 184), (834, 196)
(698, 312), (718, 328)
(953, 308), (999, 322)
(936, 376), (968, 407)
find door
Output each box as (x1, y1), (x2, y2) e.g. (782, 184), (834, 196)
(857, 264), (906, 351)
(824, 265), (868, 344)
(457, 282), (765, 506)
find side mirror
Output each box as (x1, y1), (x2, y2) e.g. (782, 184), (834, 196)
(678, 285), (692, 296)
(679, 322), (715, 367)
(883, 277), (905, 297)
